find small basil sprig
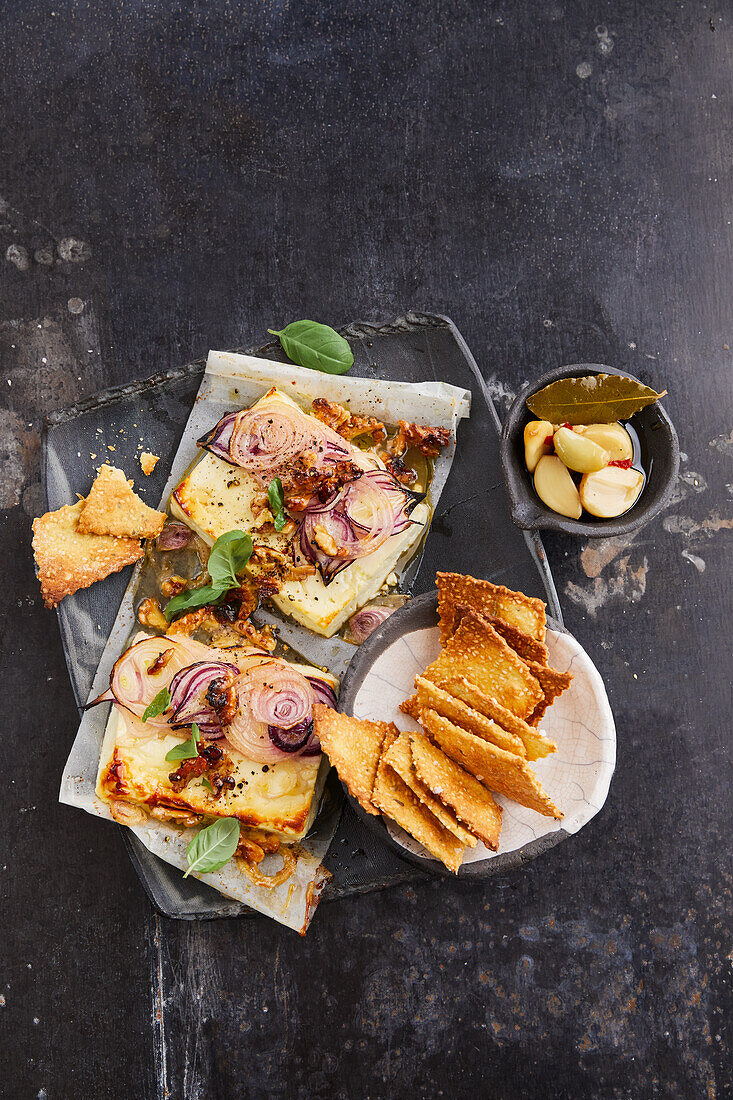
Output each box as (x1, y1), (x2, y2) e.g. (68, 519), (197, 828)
(165, 722), (201, 762)
(183, 817), (240, 878)
(267, 477), (287, 532)
(142, 687), (171, 723)
(202, 776), (215, 795)
(164, 530), (253, 621)
(267, 320), (353, 375)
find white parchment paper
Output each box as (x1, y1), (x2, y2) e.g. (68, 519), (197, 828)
(59, 352), (471, 930)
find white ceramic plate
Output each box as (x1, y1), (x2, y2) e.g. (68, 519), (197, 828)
(338, 592), (616, 877)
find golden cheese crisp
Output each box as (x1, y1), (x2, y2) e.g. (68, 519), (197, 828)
(78, 464), (166, 539)
(312, 705), (390, 815)
(32, 500), (144, 608)
(422, 709), (562, 819)
(404, 676), (527, 757)
(423, 609), (544, 720)
(381, 733), (477, 847)
(453, 605), (549, 665)
(372, 756), (466, 873)
(409, 730), (502, 850)
(524, 661), (573, 726)
(139, 451), (160, 476)
(437, 571), (547, 644)
(441, 676), (556, 761)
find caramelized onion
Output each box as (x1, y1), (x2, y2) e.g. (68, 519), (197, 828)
(168, 661), (240, 738)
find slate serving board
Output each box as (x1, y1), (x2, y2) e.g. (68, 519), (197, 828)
(43, 311), (562, 919)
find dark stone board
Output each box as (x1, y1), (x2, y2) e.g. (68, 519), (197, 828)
(0, 2), (730, 1099)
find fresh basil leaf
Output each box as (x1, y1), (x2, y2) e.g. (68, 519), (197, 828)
(163, 583), (223, 622)
(267, 477), (287, 532)
(268, 320), (353, 375)
(183, 817), (240, 878)
(164, 722), (201, 762)
(207, 530), (254, 590)
(142, 687), (171, 723)
(202, 776), (215, 794)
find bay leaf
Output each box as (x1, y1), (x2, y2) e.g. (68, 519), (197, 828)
(527, 374), (667, 425)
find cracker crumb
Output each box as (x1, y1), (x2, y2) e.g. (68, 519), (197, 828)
(139, 451), (160, 476)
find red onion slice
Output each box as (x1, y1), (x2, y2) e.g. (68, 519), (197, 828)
(347, 605), (397, 644)
(197, 411), (239, 465)
(228, 405), (350, 474)
(109, 636), (213, 725)
(168, 661), (240, 737)
(225, 660), (316, 763)
(300, 676), (337, 755)
(268, 717), (314, 753)
(156, 522), (194, 551)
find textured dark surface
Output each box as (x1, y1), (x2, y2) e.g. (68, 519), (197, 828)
(1, 3), (731, 1098)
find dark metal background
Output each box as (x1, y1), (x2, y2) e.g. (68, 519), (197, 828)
(2, 3), (731, 1098)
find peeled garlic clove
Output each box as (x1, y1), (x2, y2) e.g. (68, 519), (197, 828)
(576, 422), (634, 463)
(524, 420), (555, 473)
(534, 455), (582, 519)
(553, 425), (610, 473)
(579, 465), (644, 518)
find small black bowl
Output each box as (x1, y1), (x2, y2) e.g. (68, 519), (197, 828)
(499, 364), (679, 538)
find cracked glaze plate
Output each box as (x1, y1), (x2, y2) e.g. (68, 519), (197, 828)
(338, 592), (616, 878)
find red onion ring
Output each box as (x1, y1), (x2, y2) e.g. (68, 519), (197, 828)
(298, 470), (424, 585)
(227, 405), (350, 474)
(168, 661), (240, 738)
(156, 522), (194, 551)
(108, 636), (213, 725)
(299, 676), (338, 755)
(225, 660), (315, 763)
(197, 411), (239, 465)
(347, 605), (397, 643)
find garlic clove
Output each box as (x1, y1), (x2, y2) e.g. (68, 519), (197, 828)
(524, 420), (555, 473)
(553, 426), (610, 473)
(534, 455), (583, 519)
(579, 466), (644, 518)
(575, 422), (634, 463)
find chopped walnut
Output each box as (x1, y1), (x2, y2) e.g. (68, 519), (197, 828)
(311, 398), (387, 443)
(385, 455), (418, 486)
(149, 805), (201, 827)
(160, 574), (189, 598)
(137, 597), (168, 632)
(387, 420), (451, 458)
(283, 455), (362, 513)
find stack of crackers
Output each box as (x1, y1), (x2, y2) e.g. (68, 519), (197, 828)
(32, 464), (166, 608)
(314, 572), (572, 873)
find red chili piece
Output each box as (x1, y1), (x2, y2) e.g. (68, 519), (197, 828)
(608, 458), (633, 469)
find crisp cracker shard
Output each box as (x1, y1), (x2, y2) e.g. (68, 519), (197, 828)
(372, 751), (466, 873)
(139, 451), (160, 476)
(381, 732), (477, 847)
(32, 500), (144, 608)
(440, 676), (556, 761)
(405, 676), (527, 757)
(422, 709), (563, 820)
(312, 704), (390, 815)
(409, 730), (503, 850)
(78, 464), (166, 538)
(437, 571), (547, 644)
(423, 609), (544, 720)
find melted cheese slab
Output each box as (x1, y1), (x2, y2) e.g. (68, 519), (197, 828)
(171, 389), (428, 637)
(97, 656), (336, 839)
